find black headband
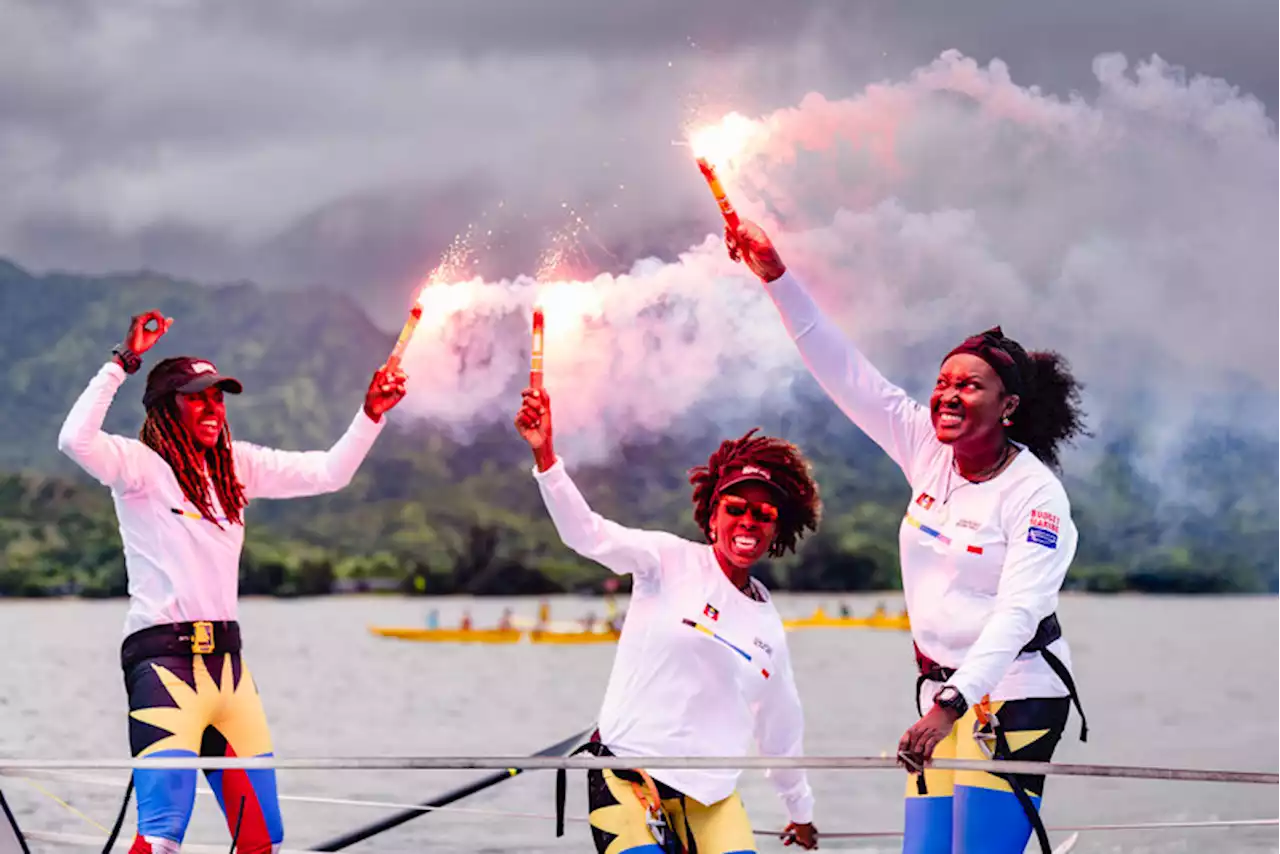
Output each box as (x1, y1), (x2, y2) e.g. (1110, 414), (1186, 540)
(943, 325), (1033, 397)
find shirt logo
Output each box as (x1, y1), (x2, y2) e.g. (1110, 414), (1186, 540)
(1028, 510), (1060, 549)
(703, 603), (719, 621)
(956, 518), (981, 531)
(681, 618), (770, 680)
(915, 492), (936, 509)
(753, 637), (773, 655)
(1030, 510), (1060, 532)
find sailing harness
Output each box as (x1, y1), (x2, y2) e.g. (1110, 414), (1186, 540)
(556, 731), (696, 854)
(911, 612), (1087, 854)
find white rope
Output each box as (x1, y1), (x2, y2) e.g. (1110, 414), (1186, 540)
(9, 770), (1275, 840)
(24, 830), (316, 853)
(763, 818), (1280, 840)
(3, 769), (594, 824)
(0, 755), (1273, 784)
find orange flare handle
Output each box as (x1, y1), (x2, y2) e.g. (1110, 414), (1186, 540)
(530, 308), (545, 390)
(695, 156), (741, 230)
(386, 303), (423, 372)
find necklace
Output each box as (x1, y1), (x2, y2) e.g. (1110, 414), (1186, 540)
(955, 442), (1015, 483)
(940, 442), (1016, 515)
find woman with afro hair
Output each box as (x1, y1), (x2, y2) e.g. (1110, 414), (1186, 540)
(725, 219), (1089, 854)
(516, 386), (821, 853)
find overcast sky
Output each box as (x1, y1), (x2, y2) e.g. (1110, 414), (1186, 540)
(2, 0), (1275, 321)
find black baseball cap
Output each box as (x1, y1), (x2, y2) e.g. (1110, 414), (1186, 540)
(713, 463), (786, 500)
(143, 356), (244, 409)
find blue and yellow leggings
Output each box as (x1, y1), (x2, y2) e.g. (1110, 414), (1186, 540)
(904, 696), (1069, 854)
(124, 652), (283, 853)
(586, 766), (756, 854)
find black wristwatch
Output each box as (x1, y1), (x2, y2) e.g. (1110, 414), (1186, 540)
(935, 685), (968, 717)
(111, 344), (142, 375)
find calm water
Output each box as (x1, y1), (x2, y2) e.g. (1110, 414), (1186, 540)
(0, 594), (1275, 853)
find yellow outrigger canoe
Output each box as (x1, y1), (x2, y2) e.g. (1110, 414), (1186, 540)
(782, 606), (911, 632)
(370, 606), (908, 645)
(369, 626), (524, 644)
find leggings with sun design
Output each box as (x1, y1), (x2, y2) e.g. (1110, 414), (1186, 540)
(903, 696), (1069, 854)
(586, 767), (756, 854)
(124, 651), (283, 853)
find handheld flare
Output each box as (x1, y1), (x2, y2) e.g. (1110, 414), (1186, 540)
(386, 303), (423, 372)
(695, 156), (741, 231)
(530, 307), (545, 390)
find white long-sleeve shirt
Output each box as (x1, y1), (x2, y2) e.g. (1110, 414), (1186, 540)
(534, 458), (815, 824)
(58, 361), (385, 636)
(763, 271), (1077, 708)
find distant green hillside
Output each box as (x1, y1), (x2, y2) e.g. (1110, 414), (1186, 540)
(0, 258), (391, 473)
(1, 258), (1275, 597)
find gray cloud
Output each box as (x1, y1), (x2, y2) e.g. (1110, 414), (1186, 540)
(0, 0), (1274, 323)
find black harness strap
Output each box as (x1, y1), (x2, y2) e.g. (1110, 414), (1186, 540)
(556, 741), (602, 837)
(914, 613), (1087, 740)
(986, 719), (1052, 854)
(101, 775), (134, 854)
(1040, 647), (1087, 742)
(909, 613), (1087, 800)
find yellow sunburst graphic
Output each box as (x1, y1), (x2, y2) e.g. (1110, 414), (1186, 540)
(130, 656), (274, 758)
(589, 770), (689, 854)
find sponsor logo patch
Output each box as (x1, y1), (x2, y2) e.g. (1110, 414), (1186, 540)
(1028, 509), (1060, 548)
(1028, 526), (1058, 549)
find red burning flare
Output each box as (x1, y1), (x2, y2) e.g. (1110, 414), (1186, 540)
(687, 112), (761, 231)
(385, 303), (422, 372)
(530, 307), (545, 390)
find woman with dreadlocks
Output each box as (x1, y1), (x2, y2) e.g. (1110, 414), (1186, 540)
(724, 220), (1088, 854)
(57, 310), (406, 854)
(516, 386), (821, 853)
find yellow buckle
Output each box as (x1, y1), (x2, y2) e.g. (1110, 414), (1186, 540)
(190, 621), (215, 655)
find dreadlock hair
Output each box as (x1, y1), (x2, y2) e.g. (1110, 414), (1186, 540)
(1007, 350), (1089, 472)
(688, 428), (822, 558)
(140, 395), (247, 527)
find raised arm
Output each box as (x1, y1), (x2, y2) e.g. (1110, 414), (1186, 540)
(753, 641), (817, 846)
(729, 221), (936, 481)
(235, 410), (381, 499)
(235, 363), (404, 500)
(57, 310), (173, 492)
(517, 387), (673, 585)
(765, 271), (936, 477)
(532, 457), (675, 583)
(57, 362), (149, 492)
(946, 482), (1078, 706)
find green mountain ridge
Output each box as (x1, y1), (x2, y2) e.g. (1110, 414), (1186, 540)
(1, 258), (1275, 598)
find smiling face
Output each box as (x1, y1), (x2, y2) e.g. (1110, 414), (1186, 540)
(930, 353), (1018, 452)
(174, 386), (227, 449)
(710, 481), (782, 571)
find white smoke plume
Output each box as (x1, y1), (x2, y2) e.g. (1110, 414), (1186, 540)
(393, 51), (1278, 469)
